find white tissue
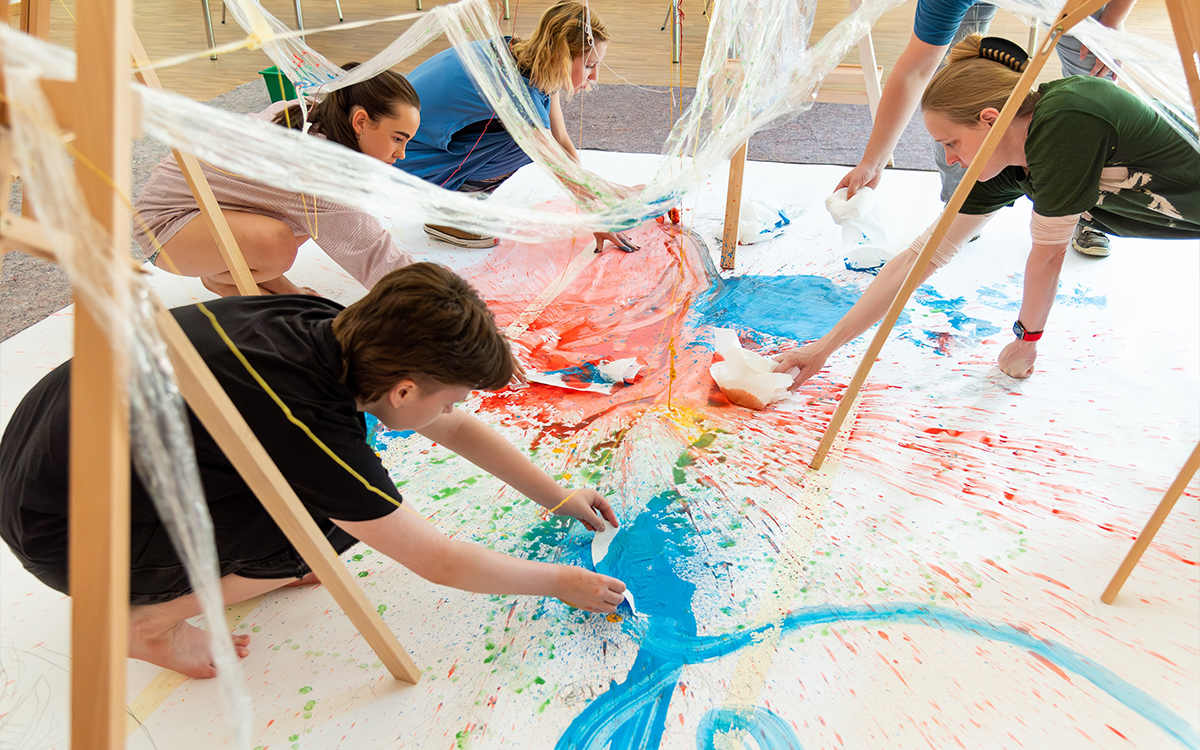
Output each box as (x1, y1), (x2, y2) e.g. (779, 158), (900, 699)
(738, 198), (791, 245)
(597, 358), (644, 384)
(592, 522), (619, 567)
(825, 187), (892, 269)
(708, 328), (795, 411)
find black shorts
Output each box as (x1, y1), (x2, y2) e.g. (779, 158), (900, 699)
(8, 516), (360, 606)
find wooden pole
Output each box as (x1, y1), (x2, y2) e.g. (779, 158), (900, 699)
(128, 30), (261, 296)
(1101, 441), (1200, 604)
(1164, 0), (1200, 117)
(156, 309), (422, 683)
(808, 0), (1110, 470)
(69, 0), (134, 745)
(720, 142), (746, 270)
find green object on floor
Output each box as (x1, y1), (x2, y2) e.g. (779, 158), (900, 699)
(259, 66), (297, 103)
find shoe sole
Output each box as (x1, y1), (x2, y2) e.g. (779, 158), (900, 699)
(424, 226), (499, 249)
(1072, 241), (1110, 257)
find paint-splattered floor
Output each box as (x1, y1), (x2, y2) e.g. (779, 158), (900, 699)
(2, 156), (1197, 750)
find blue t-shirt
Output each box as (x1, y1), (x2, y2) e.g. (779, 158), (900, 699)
(912, 0), (979, 46)
(397, 38), (552, 190)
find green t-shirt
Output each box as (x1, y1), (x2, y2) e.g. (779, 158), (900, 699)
(960, 76), (1200, 239)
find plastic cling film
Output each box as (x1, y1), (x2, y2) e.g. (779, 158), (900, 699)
(1, 28), (254, 749)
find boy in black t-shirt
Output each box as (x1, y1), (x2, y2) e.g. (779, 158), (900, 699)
(0, 262), (625, 678)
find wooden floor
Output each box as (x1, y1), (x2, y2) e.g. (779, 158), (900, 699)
(14, 0), (1181, 102)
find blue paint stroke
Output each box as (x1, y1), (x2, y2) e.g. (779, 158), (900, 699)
(690, 275), (864, 343)
(556, 491), (1198, 750)
(363, 412), (413, 453)
(696, 707), (804, 750)
(976, 281), (1107, 312)
(912, 286), (1001, 338)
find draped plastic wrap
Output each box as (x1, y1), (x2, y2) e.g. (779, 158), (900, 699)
(0, 27), (254, 749)
(138, 0), (943, 240)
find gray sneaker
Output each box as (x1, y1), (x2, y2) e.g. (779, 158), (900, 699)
(1072, 224), (1111, 257)
(424, 224), (499, 249)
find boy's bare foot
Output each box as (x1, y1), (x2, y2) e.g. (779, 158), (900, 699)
(200, 276), (242, 298)
(257, 274), (318, 296)
(128, 617), (251, 678)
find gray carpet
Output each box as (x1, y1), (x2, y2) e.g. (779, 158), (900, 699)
(1, 80), (933, 341)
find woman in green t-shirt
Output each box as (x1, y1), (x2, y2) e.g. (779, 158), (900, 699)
(774, 35), (1199, 385)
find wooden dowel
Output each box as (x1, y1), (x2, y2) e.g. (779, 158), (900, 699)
(809, 0), (1109, 470)
(1101, 441), (1200, 604)
(156, 308), (422, 683)
(70, 0), (134, 744)
(1164, 0), (1200, 120)
(128, 30), (261, 296)
(720, 142), (746, 270)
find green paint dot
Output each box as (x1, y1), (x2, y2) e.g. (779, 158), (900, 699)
(251, 625), (262, 632)
(303, 713), (312, 719)
(304, 699), (316, 710)
(298, 686), (312, 694)
(357, 571), (369, 578)
(377, 604), (388, 615)
(289, 735), (299, 742)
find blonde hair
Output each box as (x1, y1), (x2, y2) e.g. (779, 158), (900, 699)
(511, 1), (609, 95)
(921, 35), (1040, 125)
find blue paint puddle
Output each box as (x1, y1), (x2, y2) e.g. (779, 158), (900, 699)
(913, 286), (1001, 338)
(554, 490), (1199, 750)
(690, 275), (863, 343)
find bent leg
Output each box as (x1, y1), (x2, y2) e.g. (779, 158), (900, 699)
(128, 573), (296, 678)
(152, 210), (313, 296)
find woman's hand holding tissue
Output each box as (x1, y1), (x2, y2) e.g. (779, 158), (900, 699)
(835, 161), (883, 200)
(773, 343), (831, 389)
(553, 488), (620, 533)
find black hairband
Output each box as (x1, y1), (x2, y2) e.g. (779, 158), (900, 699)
(979, 36), (1029, 73)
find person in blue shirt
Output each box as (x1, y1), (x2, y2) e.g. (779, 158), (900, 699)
(836, 0), (1135, 257)
(398, 1), (638, 252)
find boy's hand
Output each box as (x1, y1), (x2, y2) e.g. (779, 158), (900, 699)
(555, 566), (626, 613)
(554, 488), (619, 532)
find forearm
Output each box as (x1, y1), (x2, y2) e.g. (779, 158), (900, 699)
(418, 410), (565, 508)
(1017, 242), (1068, 331)
(813, 251), (918, 355)
(859, 40), (943, 169)
(1099, 0), (1136, 28)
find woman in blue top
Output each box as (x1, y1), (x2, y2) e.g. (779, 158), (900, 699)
(836, 0), (1135, 257)
(398, 1), (637, 251)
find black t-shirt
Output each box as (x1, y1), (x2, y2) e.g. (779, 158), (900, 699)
(0, 296), (401, 577)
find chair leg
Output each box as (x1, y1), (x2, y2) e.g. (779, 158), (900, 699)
(333, 0), (342, 22)
(200, 0), (217, 60)
(661, 0), (672, 30)
(293, 0), (304, 40)
(221, 0), (226, 23)
(416, 0), (422, 9)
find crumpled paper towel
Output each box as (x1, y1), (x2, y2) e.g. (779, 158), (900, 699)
(825, 187), (892, 270)
(709, 328), (795, 410)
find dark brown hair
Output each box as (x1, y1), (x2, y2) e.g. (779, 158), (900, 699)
(273, 63), (421, 151)
(332, 262), (513, 401)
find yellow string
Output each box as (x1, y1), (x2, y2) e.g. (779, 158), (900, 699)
(55, 0), (77, 24)
(545, 488), (578, 514)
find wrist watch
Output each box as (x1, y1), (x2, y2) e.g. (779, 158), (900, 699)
(1013, 320), (1043, 341)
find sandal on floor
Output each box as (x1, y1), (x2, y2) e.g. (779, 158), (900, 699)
(424, 224), (499, 249)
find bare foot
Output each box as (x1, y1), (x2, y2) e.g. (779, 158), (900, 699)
(257, 274), (318, 296)
(284, 572), (321, 588)
(128, 617), (252, 678)
(200, 275), (243, 298)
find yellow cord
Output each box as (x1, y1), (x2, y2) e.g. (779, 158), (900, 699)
(545, 488), (578, 514)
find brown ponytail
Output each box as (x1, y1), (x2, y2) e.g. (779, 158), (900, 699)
(921, 35), (1040, 125)
(511, 1), (609, 95)
(273, 63), (421, 152)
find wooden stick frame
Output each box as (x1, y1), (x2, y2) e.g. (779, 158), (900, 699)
(803, 0), (1200, 601)
(719, 7), (885, 271)
(2, 2), (425, 744)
